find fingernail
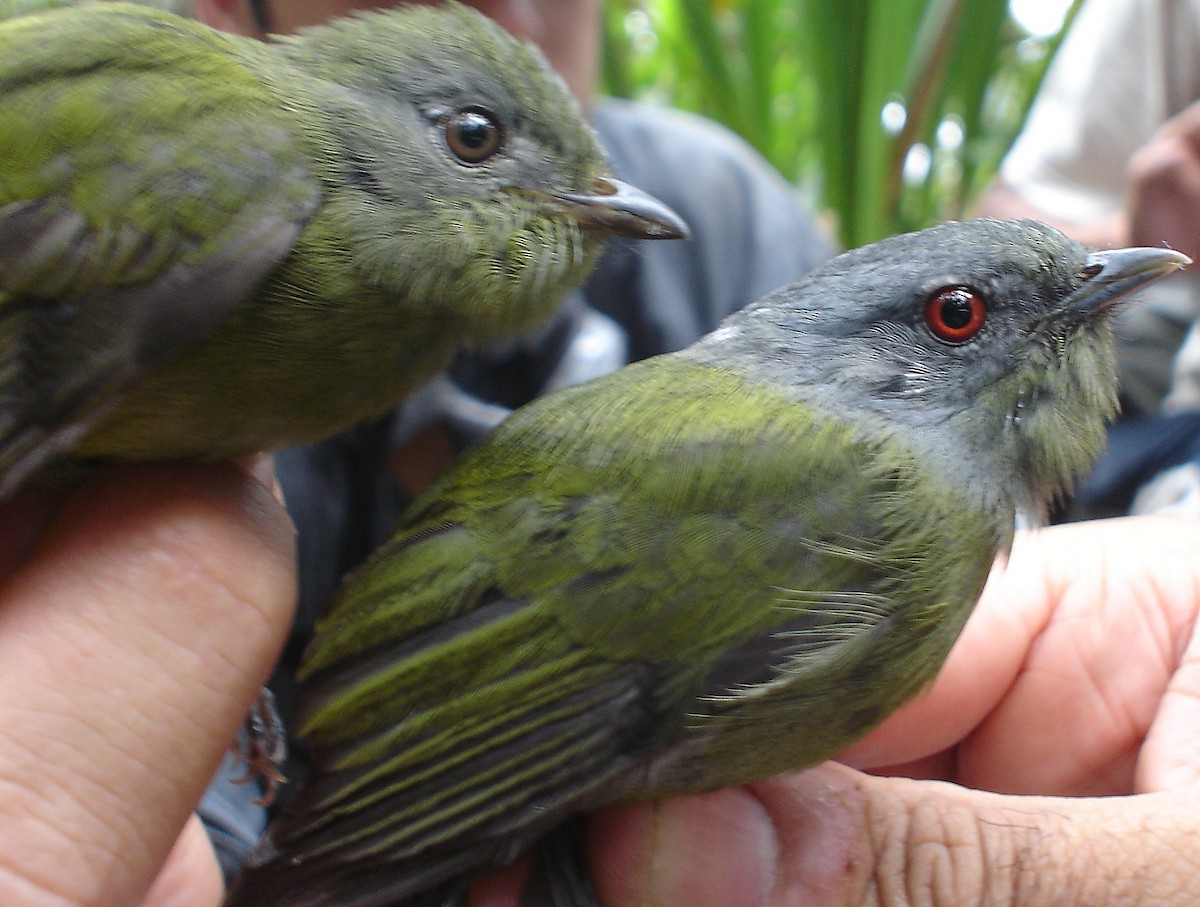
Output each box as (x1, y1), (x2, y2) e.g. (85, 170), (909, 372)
(660, 790), (777, 907)
(591, 789), (776, 907)
(235, 454), (285, 505)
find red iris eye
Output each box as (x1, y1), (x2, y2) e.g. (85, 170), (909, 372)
(924, 286), (986, 343)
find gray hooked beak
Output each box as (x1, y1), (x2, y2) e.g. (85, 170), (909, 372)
(1067, 246), (1191, 314)
(552, 177), (691, 240)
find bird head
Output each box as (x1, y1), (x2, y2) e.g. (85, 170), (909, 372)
(700, 218), (1188, 516)
(279, 3), (686, 341)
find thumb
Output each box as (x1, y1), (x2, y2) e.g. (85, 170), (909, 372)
(588, 763), (1200, 907)
(0, 460), (295, 907)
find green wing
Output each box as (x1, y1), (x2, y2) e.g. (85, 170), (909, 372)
(0, 5), (319, 492)
(233, 357), (998, 907)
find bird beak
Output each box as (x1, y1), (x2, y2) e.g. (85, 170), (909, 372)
(1067, 246), (1191, 315)
(549, 177), (691, 240)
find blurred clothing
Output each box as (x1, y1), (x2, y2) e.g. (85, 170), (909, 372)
(1065, 411), (1200, 518)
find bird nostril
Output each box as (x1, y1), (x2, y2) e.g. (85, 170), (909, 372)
(1076, 263), (1104, 282)
(590, 177), (619, 196)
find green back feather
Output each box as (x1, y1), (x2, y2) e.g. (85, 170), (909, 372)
(236, 357), (1003, 906)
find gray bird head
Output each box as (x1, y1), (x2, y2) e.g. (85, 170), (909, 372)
(691, 218), (1188, 517)
(274, 3), (686, 340)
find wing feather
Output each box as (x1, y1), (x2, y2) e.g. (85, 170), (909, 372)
(0, 7), (321, 491)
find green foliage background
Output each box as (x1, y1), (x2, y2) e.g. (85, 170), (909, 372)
(602, 0), (1080, 248)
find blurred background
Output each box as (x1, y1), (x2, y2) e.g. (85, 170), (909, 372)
(600, 0), (1080, 249)
(0, 0), (1084, 250)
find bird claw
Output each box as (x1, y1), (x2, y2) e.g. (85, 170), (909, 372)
(232, 687), (288, 807)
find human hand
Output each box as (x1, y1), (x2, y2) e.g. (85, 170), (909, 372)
(519, 516), (1200, 906)
(1126, 101), (1200, 263)
(0, 460), (295, 907)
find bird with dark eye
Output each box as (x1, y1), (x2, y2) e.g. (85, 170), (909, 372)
(925, 285), (986, 343)
(442, 106), (503, 164)
(0, 2), (694, 497)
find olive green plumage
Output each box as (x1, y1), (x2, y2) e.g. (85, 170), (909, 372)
(0, 2), (683, 495)
(228, 219), (1187, 907)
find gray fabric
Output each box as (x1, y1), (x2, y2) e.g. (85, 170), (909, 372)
(202, 755), (268, 881)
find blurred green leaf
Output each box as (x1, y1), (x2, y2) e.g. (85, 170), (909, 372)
(602, 0), (1082, 248)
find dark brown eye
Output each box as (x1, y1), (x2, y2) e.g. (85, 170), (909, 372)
(443, 107), (503, 165)
(924, 286), (986, 343)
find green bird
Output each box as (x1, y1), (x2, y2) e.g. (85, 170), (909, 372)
(0, 2), (685, 496)
(227, 219), (1187, 907)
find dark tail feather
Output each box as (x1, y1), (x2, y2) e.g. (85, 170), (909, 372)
(225, 814), (508, 907)
(224, 823), (604, 907)
(519, 819), (602, 907)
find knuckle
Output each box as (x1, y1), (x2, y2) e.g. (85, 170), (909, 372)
(862, 787), (1057, 907)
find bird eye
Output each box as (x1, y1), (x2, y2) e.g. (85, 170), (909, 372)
(924, 286), (986, 343)
(442, 107), (503, 165)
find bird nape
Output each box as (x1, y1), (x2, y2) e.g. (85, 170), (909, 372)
(224, 219), (1187, 907)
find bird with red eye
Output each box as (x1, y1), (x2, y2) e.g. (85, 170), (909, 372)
(925, 285), (987, 343)
(442, 106), (504, 165)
